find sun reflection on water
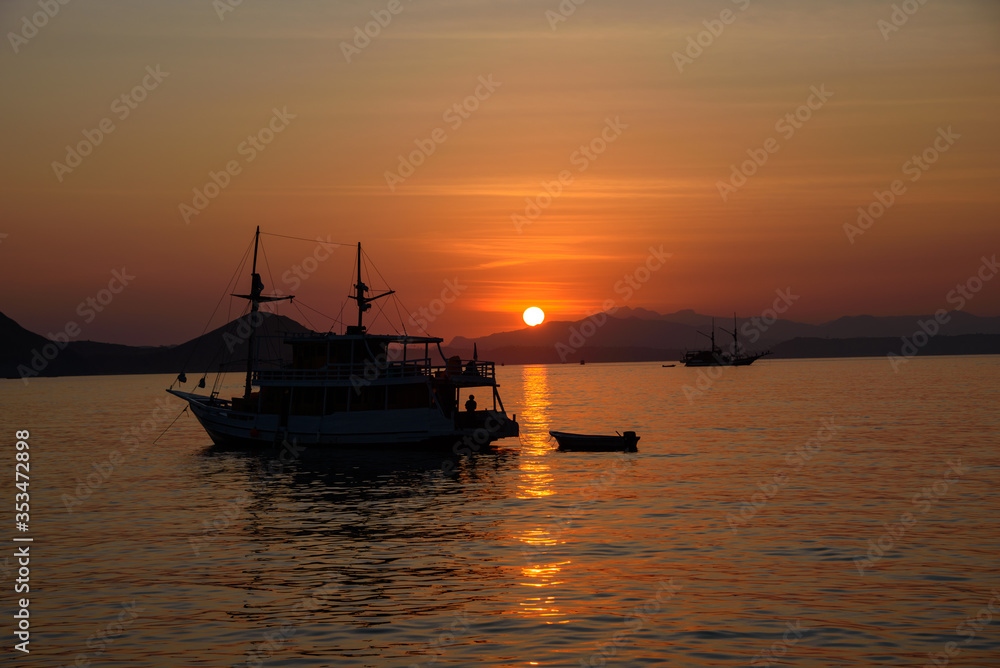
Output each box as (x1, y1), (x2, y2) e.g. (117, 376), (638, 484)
(510, 366), (574, 621)
(515, 365), (555, 498)
(516, 559), (570, 620)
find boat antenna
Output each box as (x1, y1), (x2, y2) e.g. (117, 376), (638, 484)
(348, 242), (394, 333)
(231, 226), (294, 399)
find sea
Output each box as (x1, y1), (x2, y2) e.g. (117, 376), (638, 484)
(2, 356), (999, 667)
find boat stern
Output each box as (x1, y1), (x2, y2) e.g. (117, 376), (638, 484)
(455, 408), (519, 442)
(489, 410), (519, 440)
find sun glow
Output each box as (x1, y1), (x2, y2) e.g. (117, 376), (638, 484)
(523, 307), (545, 326)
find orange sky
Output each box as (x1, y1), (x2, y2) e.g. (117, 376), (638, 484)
(1, 0), (998, 345)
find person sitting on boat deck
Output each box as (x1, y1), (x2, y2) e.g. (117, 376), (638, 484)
(465, 394), (477, 412)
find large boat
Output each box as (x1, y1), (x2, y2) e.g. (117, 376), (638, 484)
(167, 228), (519, 449)
(680, 315), (770, 367)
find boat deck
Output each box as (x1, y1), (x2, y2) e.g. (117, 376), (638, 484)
(253, 360), (499, 387)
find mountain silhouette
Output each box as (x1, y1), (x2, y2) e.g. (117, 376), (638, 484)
(2, 308), (999, 378)
(1, 311), (314, 381)
(449, 307), (1000, 354)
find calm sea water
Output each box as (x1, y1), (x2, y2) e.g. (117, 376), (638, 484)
(2, 356), (999, 667)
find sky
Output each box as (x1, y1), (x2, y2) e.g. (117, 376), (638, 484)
(1, 0), (998, 346)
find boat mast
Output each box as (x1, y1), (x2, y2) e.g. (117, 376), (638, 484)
(244, 228), (261, 399)
(348, 242), (394, 333)
(721, 313), (740, 356)
(231, 227), (293, 400)
(696, 317), (718, 351)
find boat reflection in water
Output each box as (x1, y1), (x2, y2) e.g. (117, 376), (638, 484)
(193, 441), (519, 639)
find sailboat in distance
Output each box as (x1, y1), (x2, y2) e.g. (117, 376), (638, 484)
(679, 314), (771, 367)
(168, 228), (519, 448)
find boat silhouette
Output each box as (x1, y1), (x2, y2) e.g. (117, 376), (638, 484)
(168, 228), (519, 449)
(680, 314), (771, 367)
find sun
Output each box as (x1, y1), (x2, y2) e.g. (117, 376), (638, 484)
(523, 306), (545, 327)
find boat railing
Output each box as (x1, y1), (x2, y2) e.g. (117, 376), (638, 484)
(253, 359), (496, 384)
(428, 360), (496, 385)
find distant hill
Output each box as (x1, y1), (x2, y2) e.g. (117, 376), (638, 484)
(772, 334), (1000, 359)
(806, 311), (1000, 339)
(3, 308), (999, 379)
(450, 316), (698, 357)
(447, 308), (1000, 364)
(0, 311), (92, 377)
(1, 311), (315, 381)
(456, 345), (683, 366)
(607, 307), (1000, 345)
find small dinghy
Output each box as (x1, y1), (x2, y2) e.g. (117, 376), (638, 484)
(549, 430), (639, 453)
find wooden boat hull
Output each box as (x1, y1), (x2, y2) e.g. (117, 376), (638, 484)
(682, 353), (764, 367)
(169, 389), (518, 449)
(549, 430), (639, 453)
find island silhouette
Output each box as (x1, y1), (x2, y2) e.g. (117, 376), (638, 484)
(3, 308), (999, 380)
